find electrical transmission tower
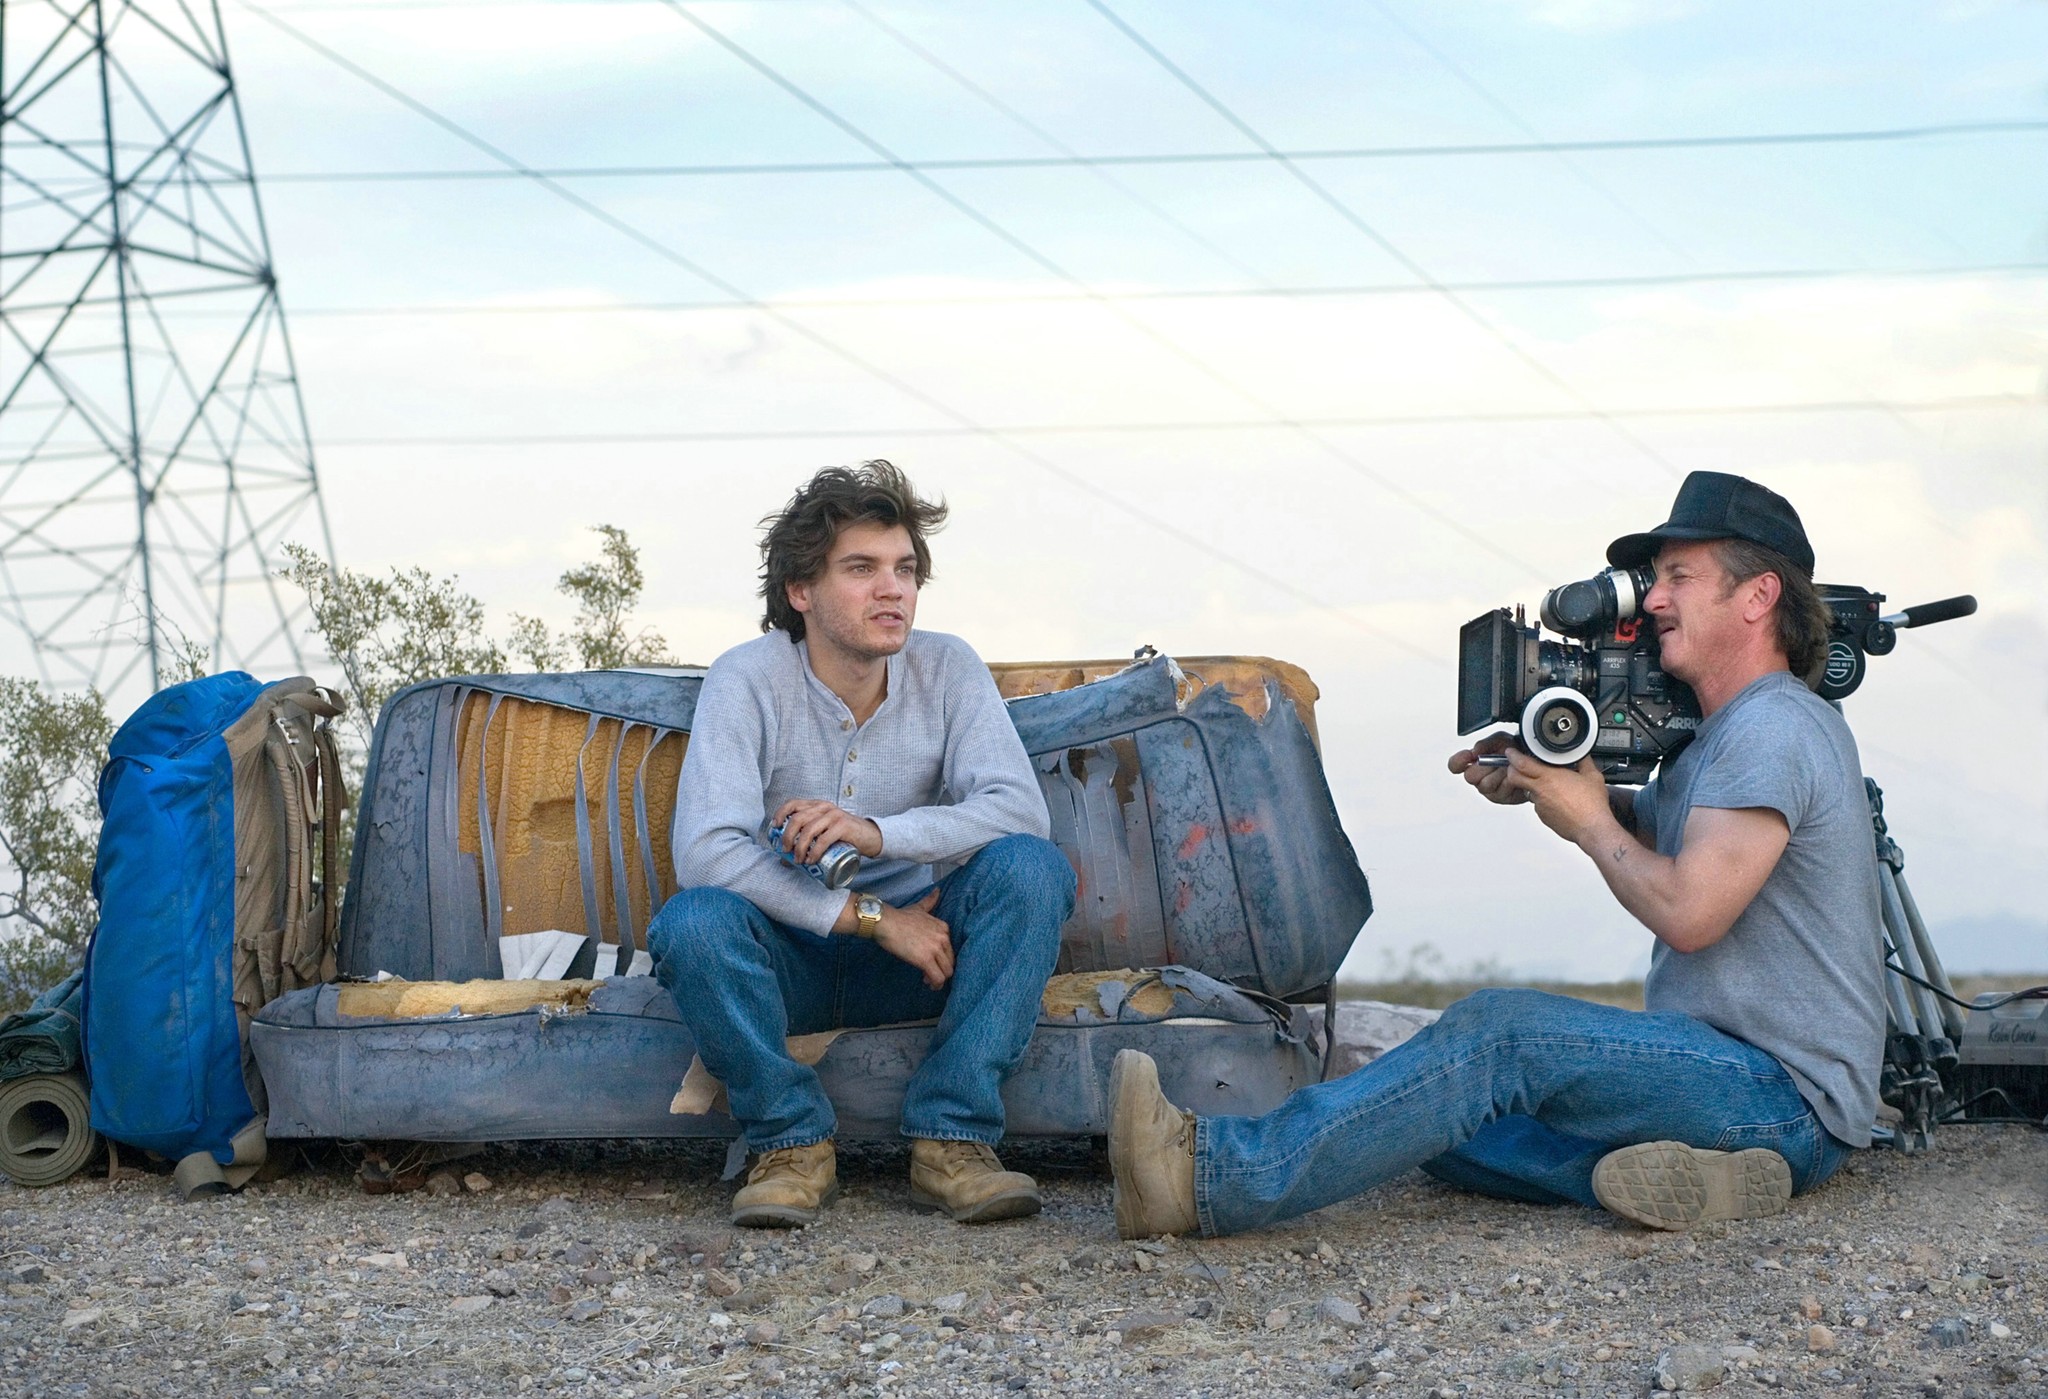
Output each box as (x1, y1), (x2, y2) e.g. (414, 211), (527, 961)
(0, 0), (333, 695)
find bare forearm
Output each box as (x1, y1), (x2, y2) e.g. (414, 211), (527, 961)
(1608, 787), (1645, 840)
(1577, 814), (1708, 951)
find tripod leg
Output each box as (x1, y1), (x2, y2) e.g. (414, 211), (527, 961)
(1880, 865), (1949, 1052)
(1894, 869), (1966, 1044)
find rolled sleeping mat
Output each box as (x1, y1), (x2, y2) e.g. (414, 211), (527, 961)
(0, 1071), (100, 1188)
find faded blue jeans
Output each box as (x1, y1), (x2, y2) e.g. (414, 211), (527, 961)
(1197, 987), (1853, 1237)
(648, 834), (1074, 1151)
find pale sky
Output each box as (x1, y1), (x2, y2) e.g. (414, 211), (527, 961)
(15, 0), (2048, 978)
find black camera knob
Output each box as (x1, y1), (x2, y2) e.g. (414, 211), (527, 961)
(1864, 620), (1897, 656)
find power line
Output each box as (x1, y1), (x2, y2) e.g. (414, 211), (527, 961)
(166, 118), (2048, 185)
(1364, 0), (1692, 263)
(1081, 0), (1683, 480)
(39, 259), (2031, 321)
(278, 394), (2042, 447)
(836, 0), (1271, 287)
(653, 0), (1556, 583)
(233, 0), (1443, 660)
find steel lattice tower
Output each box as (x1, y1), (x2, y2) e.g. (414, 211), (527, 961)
(0, 0), (332, 694)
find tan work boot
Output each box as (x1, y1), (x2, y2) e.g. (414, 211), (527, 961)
(1592, 1140), (1791, 1231)
(731, 1139), (838, 1228)
(908, 1139), (1042, 1223)
(1108, 1049), (1198, 1240)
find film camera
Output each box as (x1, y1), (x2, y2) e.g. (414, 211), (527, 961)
(1456, 567), (1979, 785)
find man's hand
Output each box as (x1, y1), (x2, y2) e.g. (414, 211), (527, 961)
(1497, 748), (1614, 845)
(874, 890), (954, 991)
(1449, 732), (1529, 806)
(774, 798), (884, 863)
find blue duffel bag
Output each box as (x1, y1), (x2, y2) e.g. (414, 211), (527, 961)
(85, 671), (344, 1196)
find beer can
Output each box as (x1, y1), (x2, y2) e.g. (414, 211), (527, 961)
(767, 823), (862, 890)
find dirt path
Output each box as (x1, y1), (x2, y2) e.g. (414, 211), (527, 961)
(2, 1123), (2041, 1398)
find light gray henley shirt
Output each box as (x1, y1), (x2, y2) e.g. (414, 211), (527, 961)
(672, 629), (1050, 936)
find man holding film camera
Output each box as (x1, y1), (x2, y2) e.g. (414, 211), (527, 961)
(1109, 472), (1885, 1238)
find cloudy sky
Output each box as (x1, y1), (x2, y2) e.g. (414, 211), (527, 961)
(20, 0), (2048, 978)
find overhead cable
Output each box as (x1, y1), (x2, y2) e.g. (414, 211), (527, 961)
(297, 395), (2044, 447)
(198, 118), (2048, 184)
(1081, 0), (1684, 479)
(233, 0), (1443, 659)
(653, 0), (1557, 582)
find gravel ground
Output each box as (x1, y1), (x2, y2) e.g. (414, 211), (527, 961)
(1, 1121), (2041, 1399)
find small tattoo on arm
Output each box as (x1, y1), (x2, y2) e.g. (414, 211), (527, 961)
(1611, 844), (1630, 865)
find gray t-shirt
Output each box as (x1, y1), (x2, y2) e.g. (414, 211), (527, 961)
(1635, 669), (1885, 1145)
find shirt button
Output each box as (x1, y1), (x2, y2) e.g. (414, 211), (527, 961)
(844, 784), (855, 797)
(846, 751), (858, 763)
(840, 719), (853, 731)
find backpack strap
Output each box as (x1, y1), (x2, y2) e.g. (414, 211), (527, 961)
(314, 716), (346, 971)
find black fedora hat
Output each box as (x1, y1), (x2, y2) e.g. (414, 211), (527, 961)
(1607, 471), (1815, 575)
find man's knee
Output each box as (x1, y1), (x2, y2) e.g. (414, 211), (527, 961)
(969, 833), (1077, 907)
(1434, 986), (1563, 1042)
(648, 885), (758, 964)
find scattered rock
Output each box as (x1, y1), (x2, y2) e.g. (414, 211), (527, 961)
(1798, 1295), (1822, 1321)
(705, 1268), (741, 1298)
(567, 1298), (604, 1323)
(562, 1243), (597, 1267)
(448, 1295), (492, 1315)
(745, 1321), (781, 1346)
(1314, 1296), (1364, 1329)
(12, 1266), (46, 1285)
(425, 1170), (462, 1197)
(671, 1229), (732, 1265)
(932, 1291), (968, 1312)
(241, 1258), (271, 1279)
(1263, 1306), (1292, 1331)
(848, 1252), (879, 1274)
(547, 1285), (573, 1305)
(723, 1286), (773, 1313)
(515, 1221), (546, 1240)
(1988, 1321), (2012, 1339)
(1336, 1355), (1379, 1390)
(579, 1267), (613, 1289)
(1653, 1343), (1726, 1391)
(60, 1307), (103, 1331)
(1928, 1318), (1971, 1348)
(862, 1293), (905, 1319)
(359, 1252), (408, 1270)
(1807, 1324), (1836, 1352)
(1108, 1310), (1180, 1343)
(482, 1269), (517, 1297)
(537, 1194), (573, 1216)
(462, 1172), (493, 1193)
(818, 1269), (861, 1295)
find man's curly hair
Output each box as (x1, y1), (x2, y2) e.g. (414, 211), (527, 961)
(759, 461), (949, 641)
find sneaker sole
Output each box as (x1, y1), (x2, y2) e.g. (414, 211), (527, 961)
(731, 1179), (839, 1229)
(909, 1186), (1042, 1224)
(1592, 1142), (1791, 1230)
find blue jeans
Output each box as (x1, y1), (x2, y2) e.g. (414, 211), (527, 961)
(1196, 987), (1852, 1237)
(648, 834), (1074, 1151)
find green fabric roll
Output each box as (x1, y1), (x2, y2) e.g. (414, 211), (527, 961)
(0, 1071), (97, 1187)
(0, 969), (84, 1082)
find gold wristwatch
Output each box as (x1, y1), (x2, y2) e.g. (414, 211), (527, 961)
(854, 894), (884, 939)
